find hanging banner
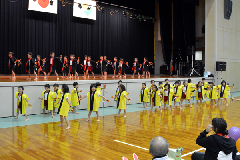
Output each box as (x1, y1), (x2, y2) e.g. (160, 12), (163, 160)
(73, 0), (96, 20)
(28, 0), (58, 14)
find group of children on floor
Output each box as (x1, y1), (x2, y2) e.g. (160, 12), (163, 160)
(8, 51), (153, 80)
(14, 78), (234, 129)
(139, 78), (234, 111)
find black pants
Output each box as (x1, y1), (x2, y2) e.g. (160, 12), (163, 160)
(191, 152), (204, 160)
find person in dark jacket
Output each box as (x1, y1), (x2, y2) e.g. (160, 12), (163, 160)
(192, 117), (237, 160)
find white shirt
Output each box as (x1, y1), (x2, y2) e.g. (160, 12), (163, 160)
(134, 62), (136, 66)
(50, 58), (53, 64)
(44, 92), (49, 100)
(198, 87), (201, 92)
(183, 86), (187, 93)
(141, 89), (144, 95)
(174, 87), (177, 93)
(222, 86), (224, 92)
(159, 88), (162, 92)
(84, 60), (86, 65)
(87, 61), (91, 66)
(18, 94), (22, 102)
(28, 59), (30, 66)
(164, 90), (169, 95)
(119, 63), (122, 67)
(86, 93), (101, 97)
(70, 60), (72, 65)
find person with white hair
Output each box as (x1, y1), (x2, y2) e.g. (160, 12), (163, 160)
(149, 136), (171, 160)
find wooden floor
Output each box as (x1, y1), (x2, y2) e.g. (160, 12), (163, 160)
(1, 98), (239, 160)
(0, 74), (196, 82)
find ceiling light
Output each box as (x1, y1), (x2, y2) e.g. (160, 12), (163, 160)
(123, 11), (126, 17)
(110, 10), (114, 15)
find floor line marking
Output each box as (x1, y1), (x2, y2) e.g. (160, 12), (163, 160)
(114, 140), (149, 151)
(181, 148), (206, 157)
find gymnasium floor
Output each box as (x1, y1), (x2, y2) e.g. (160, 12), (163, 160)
(1, 93), (240, 160)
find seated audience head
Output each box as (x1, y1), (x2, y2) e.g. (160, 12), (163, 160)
(149, 136), (169, 158)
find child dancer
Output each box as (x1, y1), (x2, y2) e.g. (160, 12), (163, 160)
(102, 56), (108, 78)
(53, 83), (62, 114)
(173, 81), (182, 109)
(162, 84), (174, 110)
(132, 58), (140, 78)
(206, 82), (218, 105)
(62, 56), (68, 79)
(39, 84), (55, 118)
(142, 57), (150, 78)
(180, 81), (193, 108)
(202, 78), (209, 89)
(86, 56), (95, 79)
(69, 54), (78, 78)
(8, 52), (19, 79)
(82, 55), (87, 78)
(140, 83), (149, 108)
(149, 80), (157, 107)
(14, 86), (31, 121)
(36, 55), (47, 80)
(71, 82), (81, 114)
(99, 56), (104, 78)
(26, 52), (35, 80)
(117, 84), (128, 117)
(81, 84), (107, 122)
(150, 85), (162, 111)
(112, 57), (119, 78)
(188, 79), (195, 100)
(115, 80), (122, 108)
(158, 82), (163, 92)
(196, 81), (206, 106)
(96, 82), (103, 104)
(58, 84), (71, 129)
(47, 52), (59, 80)
(218, 80), (231, 106)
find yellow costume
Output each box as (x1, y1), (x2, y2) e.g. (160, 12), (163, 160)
(218, 85), (230, 99)
(58, 93), (71, 117)
(188, 83), (195, 96)
(203, 82), (209, 89)
(115, 87), (119, 101)
(196, 86), (206, 100)
(87, 91), (100, 112)
(150, 90), (161, 106)
(181, 85), (192, 100)
(15, 92), (29, 115)
(140, 87), (149, 102)
(172, 86), (182, 102)
(150, 85), (158, 105)
(117, 91), (127, 109)
(53, 89), (62, 108)
(71, 88), (80, 106)
(206, 86), (218, 99)
(162, 84), (172, 89)
(42, 90), (54, 110)
(162, 89), (174, 105)
(96, 87), (103, 103)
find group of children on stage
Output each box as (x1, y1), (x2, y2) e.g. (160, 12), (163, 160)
(8, 52), (153, 80)
(14, 78), (233, 129)
(140, 78), (234, 111)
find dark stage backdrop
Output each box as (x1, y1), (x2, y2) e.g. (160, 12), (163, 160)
(0, 1), (154, 74)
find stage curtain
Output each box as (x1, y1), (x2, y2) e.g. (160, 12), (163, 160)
(0, 1), (154, 74)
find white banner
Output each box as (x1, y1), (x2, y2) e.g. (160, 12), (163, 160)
(73, 0), (96, 20)
(28, 0), (58, 14)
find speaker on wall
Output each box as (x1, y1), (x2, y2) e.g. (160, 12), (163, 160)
(216, 61), (226, 71)
(224, 0), (232, 20)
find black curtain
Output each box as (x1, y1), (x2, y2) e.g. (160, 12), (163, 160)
(158, 0), (172, 68)
(0, 0), (154, 74)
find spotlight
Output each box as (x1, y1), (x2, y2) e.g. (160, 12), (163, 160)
(138, 14), (142, 20)
(130, 13), (133, 18)
(110, 10), (114, 15)
(78, 3), (82, 9)
(123, 11), (126, 17)
(101, 7), (104, 13)
(143, 18), (146, 21)
(50, 0), (53, 5)
(87, 7), (91, 10)
(152, 18), (156, 23)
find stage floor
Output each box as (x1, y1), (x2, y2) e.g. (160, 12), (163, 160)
(0, 94), (240, 160)
(0, 74), (198, 82)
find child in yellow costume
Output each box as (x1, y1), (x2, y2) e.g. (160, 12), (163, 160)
(206, 82), (218, 105)
(58, 84), (72, 130)
(196, 81), (206, 106)
(188, 79), (196, 98)
(162, 79), (172, 89)
(14, 86), (31, 121)
(180, 81), (195, 108)
(140, 83), (149, 108)
(117, 84), (129, 117)
(71, 82), (81, 114)
(39, 84), (55, 118)
(114, 80), (122, 108)
(82, 84), (107, 122)
(96, 82), (103, 104)
(150, 80), (158, 106)
(162, 84), (174, 110)
(218, 80), (231, 106)
(150, 85), (162, 110)
(53, 83), (62, 114)
(172, 81), (182, 109)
